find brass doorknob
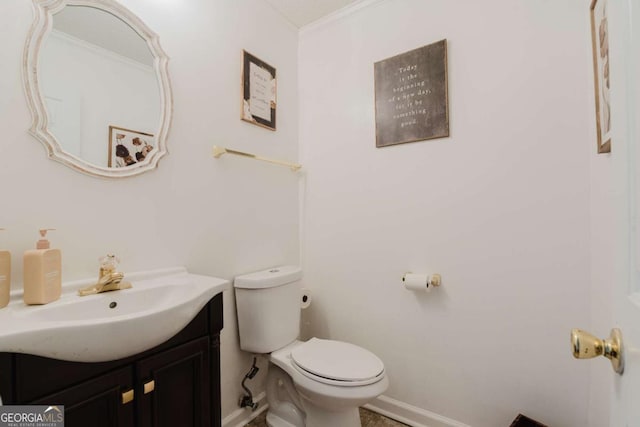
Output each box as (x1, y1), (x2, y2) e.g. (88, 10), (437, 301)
(571, 328), (624, 374)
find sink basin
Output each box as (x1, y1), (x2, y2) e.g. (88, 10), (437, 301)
(0, 267), (229, 362)
(25, 284), (185, 322)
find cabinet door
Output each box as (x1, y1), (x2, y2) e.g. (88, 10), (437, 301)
(31, 367), (135, 427)
(137, 337), (210, 427)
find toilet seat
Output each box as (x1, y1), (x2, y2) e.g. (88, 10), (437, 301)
(290, 338), (385, 387)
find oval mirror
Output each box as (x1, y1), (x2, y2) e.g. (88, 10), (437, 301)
(24, 0), (172, 178)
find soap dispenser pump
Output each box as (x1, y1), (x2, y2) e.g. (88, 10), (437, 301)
(0, 229), (10, 308)
(23, 228), (61, 305)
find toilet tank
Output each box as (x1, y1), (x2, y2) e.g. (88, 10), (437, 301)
(234, 266), (303, 353)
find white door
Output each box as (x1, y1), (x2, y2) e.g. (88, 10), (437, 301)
(576, 0), (640, 425)
(607, 0), (639, 425)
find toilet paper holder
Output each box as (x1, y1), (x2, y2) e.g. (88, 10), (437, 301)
(402, 272), (442, 288)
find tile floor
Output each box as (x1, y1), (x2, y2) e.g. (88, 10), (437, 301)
(245, 407), (409, 427)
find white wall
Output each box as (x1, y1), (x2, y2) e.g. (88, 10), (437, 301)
(0, 0), (298, 419)
(299, 1), (593, 426)
(1, 0), (610, 424)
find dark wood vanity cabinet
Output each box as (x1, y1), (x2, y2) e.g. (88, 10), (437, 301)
(137, 337), (211, 427)
(33, 366), (135, 427)
(0, 294), (223, 427)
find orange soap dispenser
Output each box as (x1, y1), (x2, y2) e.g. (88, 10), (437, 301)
(23, 229), (62, 305)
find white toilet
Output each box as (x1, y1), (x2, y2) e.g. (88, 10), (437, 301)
(234, 266), (388, 427)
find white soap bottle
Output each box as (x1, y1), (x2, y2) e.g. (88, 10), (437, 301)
(23, 229), (62, 305)
(0, 229), (10, 308)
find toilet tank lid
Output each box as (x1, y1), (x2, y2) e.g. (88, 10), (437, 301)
(234, 265), (302, 289)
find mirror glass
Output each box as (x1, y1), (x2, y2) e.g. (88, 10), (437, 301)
(24, 0), (172, 178)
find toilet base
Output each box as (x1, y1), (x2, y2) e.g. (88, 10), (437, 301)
(265, 363), (367, 427)
(300, 399), (361, 427)
(266, 365), (305, 426)
(265, 405), (361, 427)
(266, 411), (299, 427)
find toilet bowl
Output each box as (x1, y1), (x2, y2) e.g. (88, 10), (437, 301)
(265, 340), (388, 427)
(234, 266), (388, 427)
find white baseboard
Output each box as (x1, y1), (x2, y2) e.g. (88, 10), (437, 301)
(222, 392), (268, 427)
(221, 392), (469, 427)
(364, 395), (471, 427)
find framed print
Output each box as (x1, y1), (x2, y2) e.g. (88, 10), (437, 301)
(374, 39), (449, 148)
(241, 50), (276, 131)
(590, 0), (612, 153)
(108, 126), (155, 168)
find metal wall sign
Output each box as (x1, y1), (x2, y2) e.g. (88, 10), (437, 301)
(374, 39), (449, 147)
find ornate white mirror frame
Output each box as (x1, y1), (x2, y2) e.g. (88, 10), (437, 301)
(23, 0), (173, 178)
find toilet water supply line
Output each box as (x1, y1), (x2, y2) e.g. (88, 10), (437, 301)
(239, 357), (260, 410)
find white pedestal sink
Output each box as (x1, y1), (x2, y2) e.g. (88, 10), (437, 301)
(0, 267), (229, 362)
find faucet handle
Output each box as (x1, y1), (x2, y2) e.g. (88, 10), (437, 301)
(99, 254), (120, 273)
(99, 254), (120, 266)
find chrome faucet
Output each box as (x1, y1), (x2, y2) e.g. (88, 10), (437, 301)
(78, 254), (132, 296)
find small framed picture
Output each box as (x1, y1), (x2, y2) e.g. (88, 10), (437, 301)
(590, 0), (611, 153)
(241, 50), (276, 131)
(108, 126), (155, 168)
